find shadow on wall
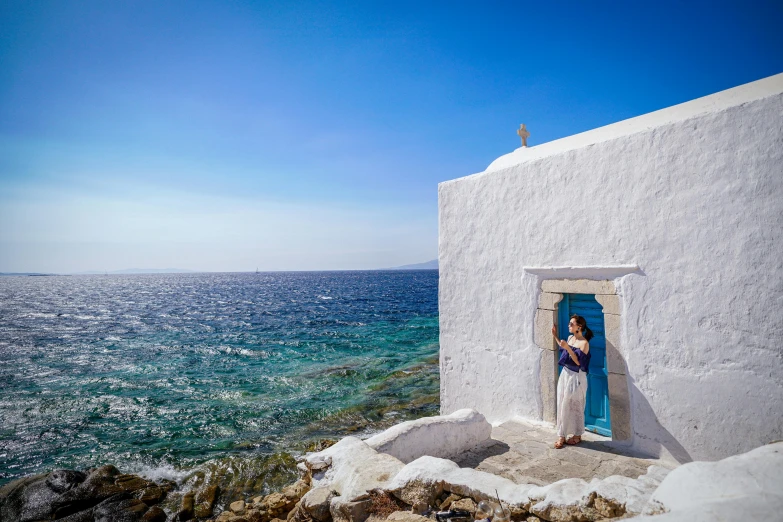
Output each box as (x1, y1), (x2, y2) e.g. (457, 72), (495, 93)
(627, 378), (693, 464)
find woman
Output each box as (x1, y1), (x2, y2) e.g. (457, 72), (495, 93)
(550, 315), (593, 449)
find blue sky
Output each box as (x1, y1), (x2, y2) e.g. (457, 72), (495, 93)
(1, 1), (782, 272)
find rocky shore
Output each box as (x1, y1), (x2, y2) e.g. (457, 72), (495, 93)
(2, 409), (781, 522)
(0, 464), (173, 522)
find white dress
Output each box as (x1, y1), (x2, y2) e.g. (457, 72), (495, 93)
(556, 353), (588, 438)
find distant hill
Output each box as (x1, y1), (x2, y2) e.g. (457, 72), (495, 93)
(0, 272), (61, 276)
(73, 268), (196, 275)
(385, 259), (438, 270)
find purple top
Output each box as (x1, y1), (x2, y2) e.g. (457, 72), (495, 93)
(558, 338), (591, 373)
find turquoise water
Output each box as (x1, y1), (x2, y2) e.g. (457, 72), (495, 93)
(0, 271), (439, 500)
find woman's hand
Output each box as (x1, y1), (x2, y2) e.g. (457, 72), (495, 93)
(551, 325), (558, 339)
(559, 339), (569, 350)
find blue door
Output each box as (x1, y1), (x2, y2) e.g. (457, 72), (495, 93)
(558, 293), (611, 436)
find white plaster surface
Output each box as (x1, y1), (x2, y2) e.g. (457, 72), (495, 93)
(305, 436), (404, 501)
(438, 72), (783, 463)
(633, 442), (783, 521)
(364, 409), (492, 463)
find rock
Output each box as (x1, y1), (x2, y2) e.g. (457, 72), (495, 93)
(93, 495), (149, 522)
(390, 478), (442, 507)
(57, 509), (96, 522)
(386, 512), (431, 522)
(410, 502), (428, 515)
(330, 497), (371, 522)
(177, 491), (195, 521)
(283, 479), (312, 503)
(194, 484), (220, 518)
(640, 442), (783, 520)
(262, 492), (289, 511)
(301, 487), (336, 522)
(287, 501), (310, 522)
(525, 517), (541, 522)
(450, 498), (477, 514)
(364, 409), (492, 464)
(592, 494), (623, 519)
(245, 508), (266, 522)
(306, 437), (405, 502)
(138, 486), (165, 505)
(259, 490), (299, 519)
(46, 470), (87, 493)
(142, 505), (167, 522)
(92, 465), (121, 478)
(231, 499), (247, 514)
(439, 493), (462, 510)
(115, 475), (152, 492)
(365, 515), (388, 522)
(0, 467), (168, 522)
(387, 457), (532, 513)
(0, 472), (59, 521)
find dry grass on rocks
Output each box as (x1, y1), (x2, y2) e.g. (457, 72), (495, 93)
(366, 490), (409, 518)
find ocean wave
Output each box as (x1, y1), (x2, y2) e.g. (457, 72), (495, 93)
(131, 463), (191, 484)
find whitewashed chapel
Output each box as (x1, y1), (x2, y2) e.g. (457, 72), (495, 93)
(438, 73), (783, 464)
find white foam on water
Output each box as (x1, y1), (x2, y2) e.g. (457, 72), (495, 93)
(130, 463), (191, 484)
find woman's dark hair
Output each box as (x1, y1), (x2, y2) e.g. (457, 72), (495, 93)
(571, 314), (594, 341)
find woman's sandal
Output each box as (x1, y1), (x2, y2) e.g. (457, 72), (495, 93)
(554, 437), (566, 449)
(566, 435), (582, 445)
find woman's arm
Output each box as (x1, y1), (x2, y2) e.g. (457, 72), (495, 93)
(551, 326), (580, 365)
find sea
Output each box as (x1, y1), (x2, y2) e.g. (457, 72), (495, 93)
(0, 270), (439, 508)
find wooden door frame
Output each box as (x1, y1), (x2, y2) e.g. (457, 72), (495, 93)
(534, 279), (632, 441)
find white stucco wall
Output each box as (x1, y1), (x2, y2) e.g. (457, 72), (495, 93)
(438, 73), (783, 463)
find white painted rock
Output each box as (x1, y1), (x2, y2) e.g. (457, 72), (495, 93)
(525, 464), (670, 520)
(365, 409), (492, 463)
(386, 456), (535, 510)
(632, 442), (783, 521)
(306, 436), (405, 504)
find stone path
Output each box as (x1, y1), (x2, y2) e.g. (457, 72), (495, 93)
(453, 418), (673, 486)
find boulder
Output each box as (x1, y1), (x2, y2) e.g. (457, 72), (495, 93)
(438, 493), (462, 510)
(449, 498), (477, 514)
(142, 506), (167, 522)
(261, 491), (294, 518)
(283, 479), (312, 503)
(46, 470), (87, 494)
(301, 486), (336, 522)
(231, 499), (247, 514)
(177, 491), (195, 521)
(138, 486), (165, 505)
(386, 512), (430, 522)
(365, 409), (492, 464)
(308, 437), (404, 503)
(248, 508), (270, 522)
(194, 484), (220, 518)
(330, 497), (371, 522)
(634, 442), (783, 521)
(0, 467), (168, 522)
(93, 495), (148, 522)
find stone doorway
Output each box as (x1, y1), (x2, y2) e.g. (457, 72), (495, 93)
(534, 279), (631, 442)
